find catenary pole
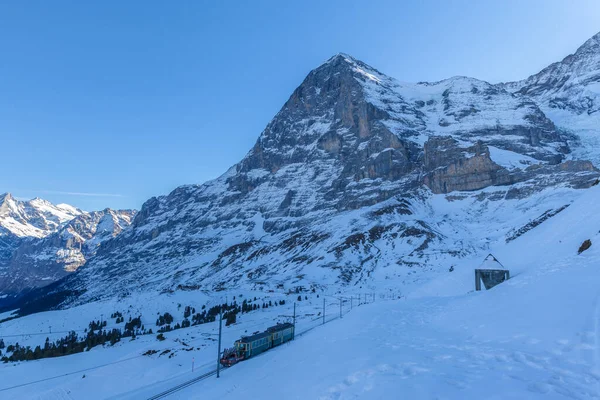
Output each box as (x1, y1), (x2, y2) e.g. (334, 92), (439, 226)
(217, 306), (223, 378)
(293, 302), (296, 340)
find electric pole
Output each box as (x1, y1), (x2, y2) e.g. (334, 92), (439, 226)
(216, 306), (223, 378)
(293, 302), (296, 340)
(350, 296), (353, 310)
(339, 298), (342, 319)
(322, 298), (325, 325)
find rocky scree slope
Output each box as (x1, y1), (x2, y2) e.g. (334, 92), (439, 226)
(22, 47), (600, 310)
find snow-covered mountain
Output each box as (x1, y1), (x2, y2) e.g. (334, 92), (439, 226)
(5, 31), (600, 400)
(0, 193), (136, 298)
(0, 193), (81, 239)
(20, 36), (600, 310)
(503, 32), (600, 165)
(0, 193), (82, 268)
(0, 208), (136, 296)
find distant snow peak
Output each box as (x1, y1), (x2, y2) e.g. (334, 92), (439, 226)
(0, 193), (83, 239)
(0, 207), (137, 295)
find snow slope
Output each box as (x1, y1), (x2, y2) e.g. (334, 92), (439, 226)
(172, 185), (600, 399)
(1, 185), (600, 399)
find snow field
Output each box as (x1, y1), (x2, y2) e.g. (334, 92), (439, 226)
(0, 289), (382, 399)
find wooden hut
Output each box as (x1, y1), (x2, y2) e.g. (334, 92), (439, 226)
(475, 254), (510, 291)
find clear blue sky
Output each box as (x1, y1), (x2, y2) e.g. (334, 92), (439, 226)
(1, 0), (599, 211)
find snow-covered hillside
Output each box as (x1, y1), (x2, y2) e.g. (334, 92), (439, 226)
(1, 184), (599, 399)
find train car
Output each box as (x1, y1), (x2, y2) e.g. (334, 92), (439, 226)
(220, 322), (295, 367)
(267, 322), (294, 347)
(236, 330), (272, 358)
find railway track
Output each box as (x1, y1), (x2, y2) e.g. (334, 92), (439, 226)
(146, 311), (346, 398)
(146, 369), (218, 399)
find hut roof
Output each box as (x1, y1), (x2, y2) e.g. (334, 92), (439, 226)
(478, 254), (506, 270)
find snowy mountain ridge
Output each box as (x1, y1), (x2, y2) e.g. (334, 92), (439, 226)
(503, 31), (600, 166)
(0, 193), (82, 239)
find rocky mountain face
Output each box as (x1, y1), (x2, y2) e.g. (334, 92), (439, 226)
(22, 38), (600, 310)
(0, 194), (135, 298)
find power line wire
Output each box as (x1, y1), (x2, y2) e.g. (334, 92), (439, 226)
(0, 354), (146, 393)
